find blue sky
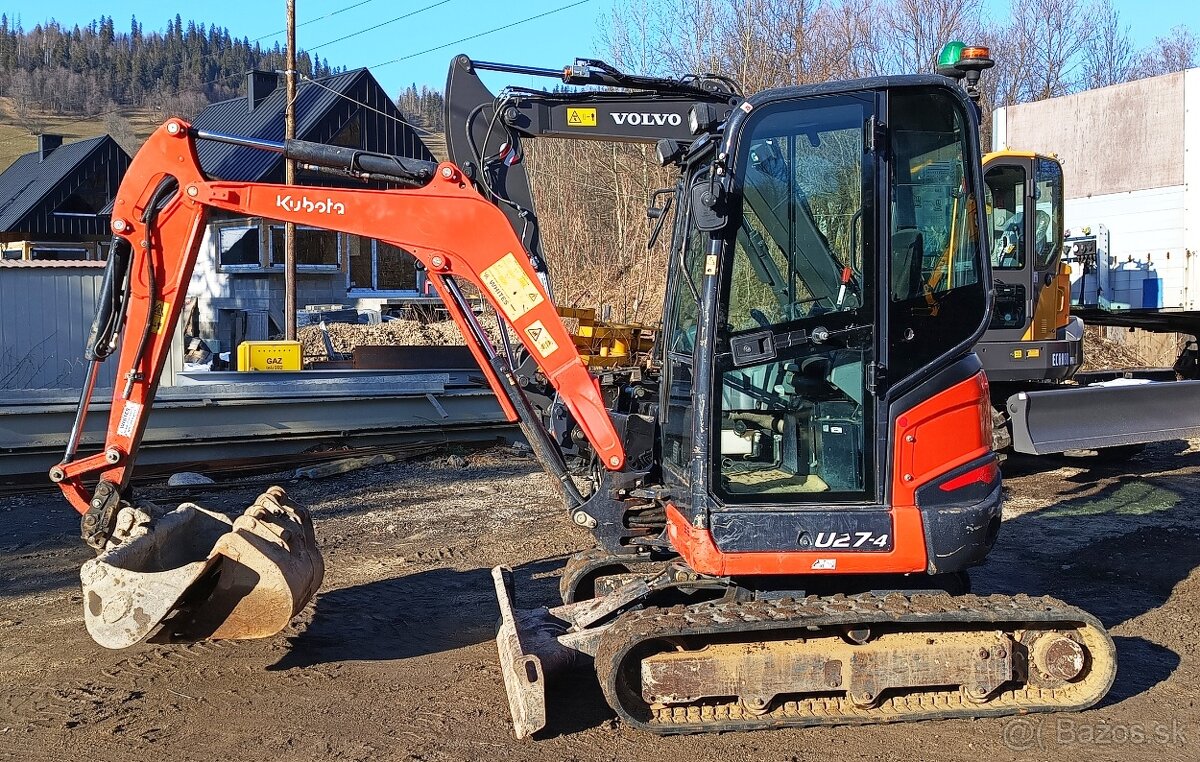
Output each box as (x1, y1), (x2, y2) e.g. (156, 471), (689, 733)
(16, 0), (1200, 94)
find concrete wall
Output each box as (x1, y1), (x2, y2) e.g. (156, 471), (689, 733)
(993, 71), (1186, 198)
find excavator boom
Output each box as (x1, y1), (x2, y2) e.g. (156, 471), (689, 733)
(52, 118), (627, 647)
(51, 52), (741, 652)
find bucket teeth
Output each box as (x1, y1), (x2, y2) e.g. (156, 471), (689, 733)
(80, 487), (323, 649)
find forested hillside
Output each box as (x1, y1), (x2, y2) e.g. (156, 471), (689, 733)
(0, 14), (337, 137)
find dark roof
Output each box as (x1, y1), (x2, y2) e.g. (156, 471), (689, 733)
(193, 68), (433, 183)
(0, 135), (113, 231)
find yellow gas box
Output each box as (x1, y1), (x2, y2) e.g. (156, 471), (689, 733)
(237, 340), (302, 371)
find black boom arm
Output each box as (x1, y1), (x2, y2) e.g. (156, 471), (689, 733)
(443, 54), (739, 280)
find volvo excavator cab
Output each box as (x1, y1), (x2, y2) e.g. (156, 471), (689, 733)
(977, 152), (1079, 383)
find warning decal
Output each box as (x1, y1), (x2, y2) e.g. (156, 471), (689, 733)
(116, 400), (143, 438)
(524, 320), (559, 358)
(150, 300), (172, 334)
(480, 252), (544, 322)
(566, 107), (597, 127)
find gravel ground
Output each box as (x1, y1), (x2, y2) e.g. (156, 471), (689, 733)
(298, 315), (505, 361)
(3, 442), (1200, 762)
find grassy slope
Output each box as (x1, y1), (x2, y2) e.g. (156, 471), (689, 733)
(0, 97), (162, 170)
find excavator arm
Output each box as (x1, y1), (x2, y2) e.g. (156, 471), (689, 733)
(52, 118), (626, 545)
(51, 119), (631, 649)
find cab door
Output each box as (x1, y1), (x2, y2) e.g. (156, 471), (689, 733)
(983, 154), (1066, 343)
(983, 155), (1034, 341)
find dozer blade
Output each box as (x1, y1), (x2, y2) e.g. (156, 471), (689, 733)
(492, 566), (580, 740)
(80, 487), (323, 649)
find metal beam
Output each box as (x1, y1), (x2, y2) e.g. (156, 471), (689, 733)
(0, 375), (507, 478)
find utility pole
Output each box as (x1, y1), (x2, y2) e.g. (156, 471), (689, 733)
(284, 0), (298, 340)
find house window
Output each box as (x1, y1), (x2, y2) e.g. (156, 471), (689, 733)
(269, 225), (340, 270)
(349, 238), (419, 292)
(218, 223), (261, 268)
(376, 241), (417, 290)
(30, 245), (90, 261)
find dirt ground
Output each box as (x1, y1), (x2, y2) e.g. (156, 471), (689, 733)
(3, 442), (1200, 762)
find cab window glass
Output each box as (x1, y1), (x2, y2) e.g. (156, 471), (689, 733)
(728, 100), (867, 334)
(1034, 158), (1064, 270)
(888, 89), (987, 381)
(985, 164), (1026, 270)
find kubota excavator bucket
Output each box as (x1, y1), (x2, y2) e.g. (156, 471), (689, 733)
(80, 487), (323, 649)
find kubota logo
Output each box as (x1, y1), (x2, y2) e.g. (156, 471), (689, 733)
(610, 112), (683, 127)
(275, 194), (346, 215)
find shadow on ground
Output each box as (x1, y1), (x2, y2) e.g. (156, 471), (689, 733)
(270, 558), (563, 670)
(1104, 637), (1181, 706)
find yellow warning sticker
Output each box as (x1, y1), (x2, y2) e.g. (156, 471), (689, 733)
(566, 107), (597, 127)
(1027, 348), (1041, 358)
(150, 300), (171, 334)
(480, 252), (544, 322)
(704, 254), (719, 275)
(524, 319), (559, 358)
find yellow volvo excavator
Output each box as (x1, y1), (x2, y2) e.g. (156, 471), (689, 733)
(50, 49), (1116, 737)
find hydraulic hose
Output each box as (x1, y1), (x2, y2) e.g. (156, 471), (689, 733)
(85, 236), (133, 361)
(121, 178), (177, 399)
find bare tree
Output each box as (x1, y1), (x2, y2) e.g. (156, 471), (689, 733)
(879, 0), (985, 74)
(103, 106), (139, 154)
(1129, 25), (1199, 80)
(823, 0), (887, 78)
(1080, 0), (1134, 89)
(1005, 0), (1093, 101)
(9, 69), (47, 135)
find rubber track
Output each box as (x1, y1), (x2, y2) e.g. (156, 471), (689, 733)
(594, 591), (1117, 734)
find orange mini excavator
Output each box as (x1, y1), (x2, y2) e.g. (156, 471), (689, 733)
(52, 51), (1115, 737)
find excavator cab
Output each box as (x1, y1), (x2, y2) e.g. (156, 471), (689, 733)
(656, 79), (995, 569)
(493, 76), (1110, 737)
(976, 152), (1079, 383)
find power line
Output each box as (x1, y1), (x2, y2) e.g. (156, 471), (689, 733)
(300, 74), (437, 136)
(303, 0), (599, 135)
(250, 0), (383, 43)
(369, 0), (594, 69)
(307, 0), (454, 52)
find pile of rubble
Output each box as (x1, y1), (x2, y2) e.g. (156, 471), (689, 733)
(1081, 326), (1145, 371)
(298, 314), (505, 360)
